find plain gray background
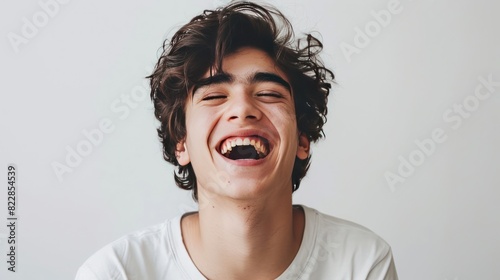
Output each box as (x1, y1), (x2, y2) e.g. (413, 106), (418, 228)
(1, 0), (499, 279)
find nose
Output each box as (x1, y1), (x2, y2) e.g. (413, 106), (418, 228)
(226, 93), (262, 123)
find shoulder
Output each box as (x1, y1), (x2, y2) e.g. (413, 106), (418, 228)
(300, 206), (398, 279)
(75, 219), (176, 280)
(305, 205), (391, 253)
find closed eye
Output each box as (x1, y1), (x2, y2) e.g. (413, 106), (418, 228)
(256, 92), (284, 98)
(202, 95), (226, 101)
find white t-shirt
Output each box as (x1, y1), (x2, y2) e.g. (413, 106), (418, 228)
(76, 205), (398, 280)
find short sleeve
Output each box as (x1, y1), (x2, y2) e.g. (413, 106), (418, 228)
(366, 247), (399, 280)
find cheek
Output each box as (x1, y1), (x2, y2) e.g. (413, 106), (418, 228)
(267, 105), (298, 134)
(272, 107), (300, 155)
(186, 105), (209, 133)
(185, 108), (222, 150)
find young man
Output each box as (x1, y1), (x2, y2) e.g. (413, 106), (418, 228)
(76, 2), (398, 279)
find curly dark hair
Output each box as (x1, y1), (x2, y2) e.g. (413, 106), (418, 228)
(149, 1), (334, 201)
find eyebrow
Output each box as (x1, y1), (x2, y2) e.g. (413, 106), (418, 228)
(192, 71), (291, 95)
(251, 72), (291, 92)
(192, 73), (233, 94)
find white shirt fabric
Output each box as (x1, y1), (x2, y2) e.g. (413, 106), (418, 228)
(76, 205), (398, 280)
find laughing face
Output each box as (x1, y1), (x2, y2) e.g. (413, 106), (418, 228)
(176, 47), (310, 202)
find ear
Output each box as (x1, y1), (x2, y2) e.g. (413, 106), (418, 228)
(296, 133), (310, 160)
(175, 140), (190, 166)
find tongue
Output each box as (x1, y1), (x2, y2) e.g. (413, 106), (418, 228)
(228, 145), (259, 160)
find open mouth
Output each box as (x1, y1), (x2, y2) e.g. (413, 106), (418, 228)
(219, 136), (270, 160)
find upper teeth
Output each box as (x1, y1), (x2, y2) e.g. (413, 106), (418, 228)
(221, 137), (268, 156)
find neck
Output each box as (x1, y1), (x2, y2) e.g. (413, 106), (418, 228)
(181, 190), (305, 279)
